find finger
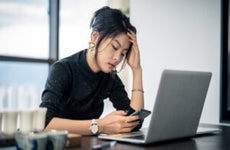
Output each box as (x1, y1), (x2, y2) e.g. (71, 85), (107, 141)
(128, 35), (137, 46)
(124, 121), (139, 127)
(127, 32), (136, 41)
(127, 30), (136, 38)
(114, 110), (127, 116)
(127, 31), (137, 39)
(121, 114), (139, 124)
(122, 116), (127, 123)
(127, 30), (134, 36)
(120, 122), (139, 133)
(129, 38), (135, 44)
(128, 29), (136, 35)
(126, 115), (139, 122)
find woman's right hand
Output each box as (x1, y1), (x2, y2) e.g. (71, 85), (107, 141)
(97, 110), (139, 134)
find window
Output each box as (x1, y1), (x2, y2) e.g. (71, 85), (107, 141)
(0, 0), (49, 109)
(59, 0), (105, 58)
(0, 61), (48, 109)
(0, 0), (129, 110)
(0, 0), (106, 109)
(0, 0), (49, 58)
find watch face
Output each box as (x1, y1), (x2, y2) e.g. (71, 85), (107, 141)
(91, 124), (98, 134)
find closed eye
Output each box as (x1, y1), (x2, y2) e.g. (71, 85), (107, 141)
(112, 45), (118, 50)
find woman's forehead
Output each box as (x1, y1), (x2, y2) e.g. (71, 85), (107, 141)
(111, 33), (130, 46)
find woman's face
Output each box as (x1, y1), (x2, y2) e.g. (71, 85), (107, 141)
(96, 33), (131, 73)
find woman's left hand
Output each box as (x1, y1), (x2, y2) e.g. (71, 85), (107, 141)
(98, 110), (139, 134)
(127, 29), (141, 71)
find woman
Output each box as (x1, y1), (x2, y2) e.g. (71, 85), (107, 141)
(40, 6), (144, 135)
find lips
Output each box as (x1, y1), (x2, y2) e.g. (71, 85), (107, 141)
(108, 63), (115, 69)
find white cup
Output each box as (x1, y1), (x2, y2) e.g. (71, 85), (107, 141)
(18, 109), (34, 133)
(47, 130), (68, 150)
(15, 132), (48, 150)
(33, 108), (47, 132)
(2, 110), (18, 135)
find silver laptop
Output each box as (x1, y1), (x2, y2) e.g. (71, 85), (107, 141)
(98, 69), (221, 144)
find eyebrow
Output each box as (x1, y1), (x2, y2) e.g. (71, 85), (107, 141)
(113, 39), (129, 51)
(114, 39), (121, 47)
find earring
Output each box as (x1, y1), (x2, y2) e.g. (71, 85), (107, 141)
(89, 41), (96, 52)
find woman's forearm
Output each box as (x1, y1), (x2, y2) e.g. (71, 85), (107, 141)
(130, 68), (144, 110)
(45, 117), (93, 135)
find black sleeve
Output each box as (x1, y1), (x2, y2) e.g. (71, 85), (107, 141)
(40, 62), (72, 126)
(108, 74), (131, 111)
(109, 75), (142, 131)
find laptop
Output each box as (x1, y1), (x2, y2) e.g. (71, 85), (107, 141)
(98, 69), (221, 144)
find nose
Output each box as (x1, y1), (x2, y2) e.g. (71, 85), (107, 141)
(113, 51), (123, 62)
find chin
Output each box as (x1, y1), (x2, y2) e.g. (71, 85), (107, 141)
(103, 70), (111, 74)
(101, 68), (112, 74)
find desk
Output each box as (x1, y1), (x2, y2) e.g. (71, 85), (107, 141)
(1, 124), (230, 150)
(71, 124), (230, 150)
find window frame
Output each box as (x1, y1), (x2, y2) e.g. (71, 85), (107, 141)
(0, 0), (59, 65)
(221, 0), (230, 123)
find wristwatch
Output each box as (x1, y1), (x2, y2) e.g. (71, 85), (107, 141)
(89, 119), (99, 135)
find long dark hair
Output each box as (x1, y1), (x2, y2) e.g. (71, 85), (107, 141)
(90, 6), (137, 73)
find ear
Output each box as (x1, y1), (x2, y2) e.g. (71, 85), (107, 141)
(91, 30), (99, 42)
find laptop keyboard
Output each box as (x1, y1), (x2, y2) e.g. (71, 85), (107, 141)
(125, 134), (145, 140)
(108, 131), (144, 138)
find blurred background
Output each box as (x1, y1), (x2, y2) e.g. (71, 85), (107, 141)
(0, 0), (229, 127)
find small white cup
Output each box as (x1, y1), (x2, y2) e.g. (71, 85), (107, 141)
(47, 130), (68, 150)
(33, 108), (47, 132)
(2, 110), (18, 136)
(18, 109), (34, 134)
(15, 132), (48, 150)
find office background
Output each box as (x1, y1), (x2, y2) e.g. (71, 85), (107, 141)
(131, 0), (221, 126)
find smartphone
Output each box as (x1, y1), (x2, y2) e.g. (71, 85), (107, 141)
(129, 108), (151, 120)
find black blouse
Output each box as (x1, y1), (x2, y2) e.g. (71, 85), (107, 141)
(40, 49), (137, 127)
